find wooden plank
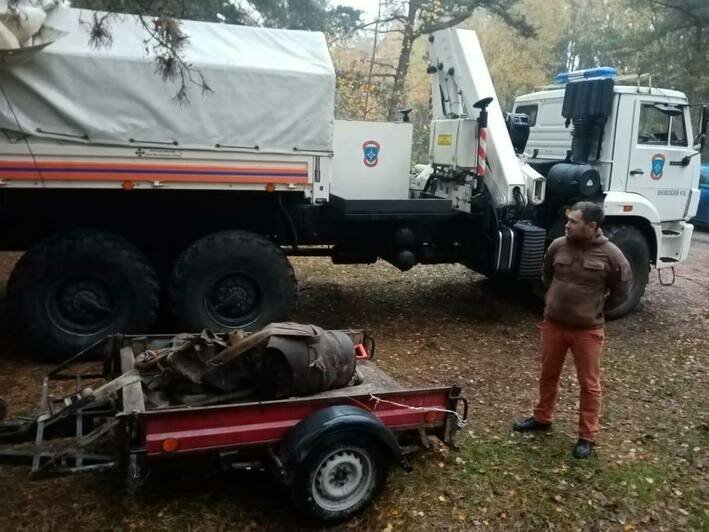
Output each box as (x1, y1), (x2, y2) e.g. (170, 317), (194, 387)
(119, 347), (145, 413)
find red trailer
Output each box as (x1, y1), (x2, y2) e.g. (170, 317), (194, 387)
(0, 333), (467, 523)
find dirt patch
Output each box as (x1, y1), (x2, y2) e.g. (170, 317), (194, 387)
(0, 233), (706, 530)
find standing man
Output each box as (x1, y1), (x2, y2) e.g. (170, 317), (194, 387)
(513, 202), (631, 458)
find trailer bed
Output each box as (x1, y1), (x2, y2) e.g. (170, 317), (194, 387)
(1, 332), (467, 475)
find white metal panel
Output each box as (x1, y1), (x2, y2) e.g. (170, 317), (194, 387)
(330, 120), (412, 200)
(431, 120), (460, 167)
(625, 101), (698, 221)
(518, 96), (573, 161)
(658, 221), (693, 264)
(430, 119), (478, 168)
(0, 136), (316, 193)
(604, 190), (662, 223)
(675, 222), (693, 263)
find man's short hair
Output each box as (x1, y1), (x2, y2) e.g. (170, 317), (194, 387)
(571, 201), (604, 226)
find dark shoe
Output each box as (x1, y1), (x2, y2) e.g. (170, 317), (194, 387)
(513, 416), (552, 432)
(572, 439), (595, 459)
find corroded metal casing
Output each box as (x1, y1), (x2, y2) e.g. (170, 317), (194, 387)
(254, 331), (356, 399)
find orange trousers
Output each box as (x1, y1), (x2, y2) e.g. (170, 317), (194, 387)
(533, 319), (604, 441)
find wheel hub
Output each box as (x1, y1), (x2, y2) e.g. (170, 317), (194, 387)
(53, 278), (114, 330)
(209, 274), (260, 322)
(316, 451), (366, 502)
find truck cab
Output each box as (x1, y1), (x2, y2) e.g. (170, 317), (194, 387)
(514, 78), (701, 269)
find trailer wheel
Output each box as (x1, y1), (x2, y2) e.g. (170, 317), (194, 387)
(603, 224), (651, 320)
(169, 230), (296, 332)
(7, 230), (160, 360)
(292, 431), (389, 523)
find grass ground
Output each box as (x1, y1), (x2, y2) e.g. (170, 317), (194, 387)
(0, 232), (706, 530)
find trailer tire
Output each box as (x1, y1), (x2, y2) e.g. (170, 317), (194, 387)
(7, 230), (160, 361)
(603, 224), (650, 320)
(291, 431), (389, 523)
(169, 230), (296, 332)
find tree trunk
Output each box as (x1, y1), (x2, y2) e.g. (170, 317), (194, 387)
(387, 0), (419, 121)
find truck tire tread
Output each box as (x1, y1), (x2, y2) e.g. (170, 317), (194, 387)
(603, 224), (650, 320)
(169, 230), (297, 331)
(7, 229), (160, 360)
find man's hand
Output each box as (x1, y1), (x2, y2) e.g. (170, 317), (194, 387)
(606, 252), (632, 307)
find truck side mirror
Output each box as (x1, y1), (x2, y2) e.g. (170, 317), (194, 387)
(694, 105), (708, 152)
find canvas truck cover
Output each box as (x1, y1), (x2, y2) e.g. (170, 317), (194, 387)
(0, 6), (336, 152)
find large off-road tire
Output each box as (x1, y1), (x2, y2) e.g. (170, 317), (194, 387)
(169, 230), (297, 332)
(603, 224), (651, 320)
(291, 431), (389, 523)
(7, 230), (160, 361)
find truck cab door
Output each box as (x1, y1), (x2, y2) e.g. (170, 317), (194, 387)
(625, 101), (698, 221)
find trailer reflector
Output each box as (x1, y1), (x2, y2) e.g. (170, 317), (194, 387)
(162, 438), (179, 453)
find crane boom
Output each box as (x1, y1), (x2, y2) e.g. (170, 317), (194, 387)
(428, 29), (544, 209)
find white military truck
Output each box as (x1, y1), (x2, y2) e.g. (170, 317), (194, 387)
(0, 6), (704, 359)
(512, 70), (705, 316)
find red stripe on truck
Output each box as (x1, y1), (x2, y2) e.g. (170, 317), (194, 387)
(0, 161), (309, 184)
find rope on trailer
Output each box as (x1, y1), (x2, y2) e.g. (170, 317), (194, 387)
(368, 394), (466, 425)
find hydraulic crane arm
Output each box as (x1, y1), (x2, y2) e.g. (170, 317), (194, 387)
(428, 29), (544, 209)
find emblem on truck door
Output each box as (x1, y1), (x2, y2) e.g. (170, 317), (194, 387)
(650, 153), (666, 180)
(363, 140), (380, 167)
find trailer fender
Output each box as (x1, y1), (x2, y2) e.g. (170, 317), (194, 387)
(277, 405), (402, 483)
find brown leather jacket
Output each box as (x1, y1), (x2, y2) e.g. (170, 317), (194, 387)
(543, 230), (631, 328)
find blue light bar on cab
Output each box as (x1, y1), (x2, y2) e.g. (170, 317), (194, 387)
(554, 67), (617, 84)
